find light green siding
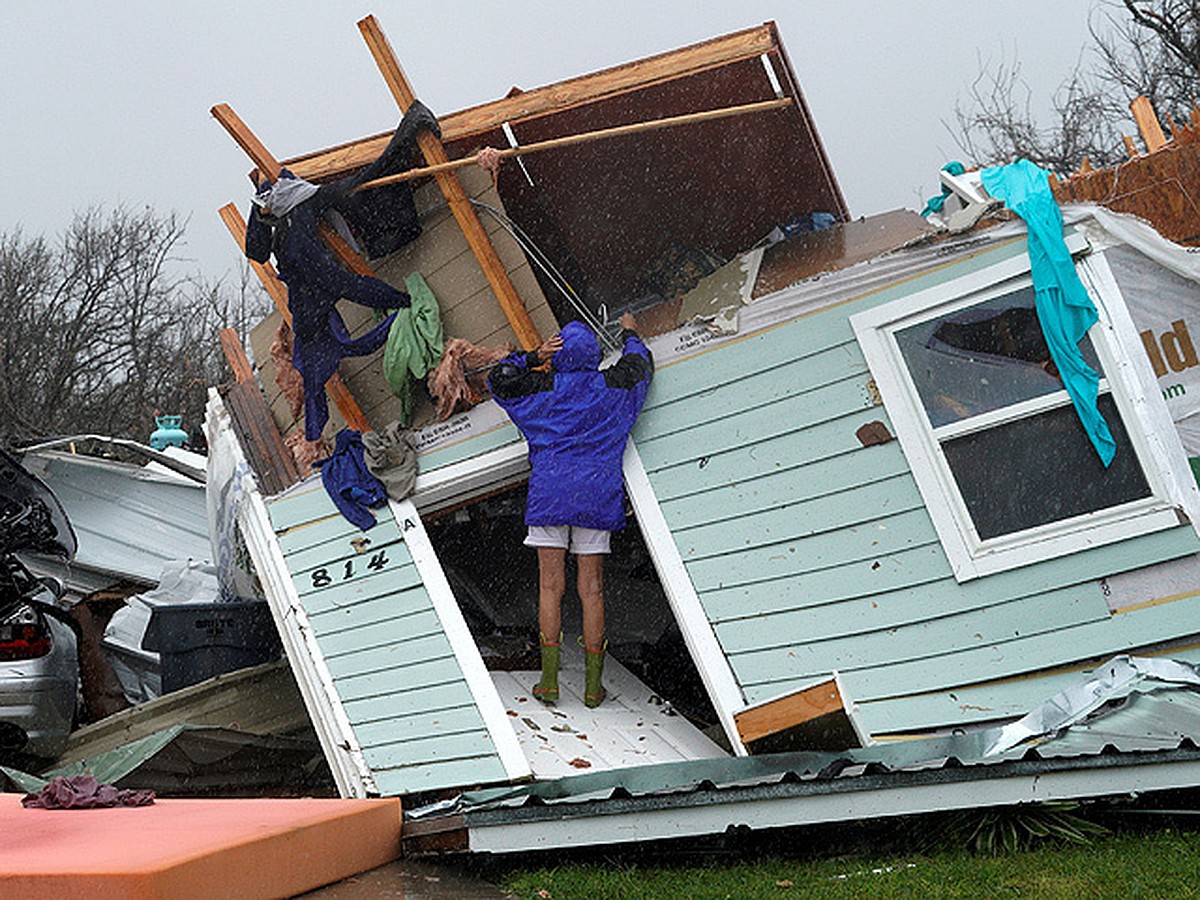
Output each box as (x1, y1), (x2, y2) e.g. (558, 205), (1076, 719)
(266, 484), (510, 795)
(633, 238), (1200, 736)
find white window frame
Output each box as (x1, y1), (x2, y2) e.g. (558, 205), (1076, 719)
(851, 236), (1188, 582)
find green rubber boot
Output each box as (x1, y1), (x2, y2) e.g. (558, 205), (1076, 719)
(533, 633), (560, 704)
(584, 641), (607, 709)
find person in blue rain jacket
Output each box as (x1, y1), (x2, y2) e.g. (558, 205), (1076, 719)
(488, 313), (653, 707)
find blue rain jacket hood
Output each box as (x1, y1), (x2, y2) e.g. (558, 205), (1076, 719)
(490, 321), (653, 531)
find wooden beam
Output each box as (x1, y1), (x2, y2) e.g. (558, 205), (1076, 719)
(355, 98), (793, 190)
(218, 329), (301, 492)
(217, 202), (372, 435)
(280, 24), (778, 183)
(732, 675), (866, 754)
(734, 677), (845, 745)
(211, 104), (282, 181)
(219, 327), (257, 385)
(1130, 95), (1168, 153)
(358, 14), (541, 351)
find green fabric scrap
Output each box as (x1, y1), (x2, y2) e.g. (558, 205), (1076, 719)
(383, 272), (444, 425)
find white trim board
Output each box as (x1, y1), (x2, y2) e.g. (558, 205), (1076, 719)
(395, 497), (531, 783)
(206, 392), (374, 798)
(624, 439), (749, 756)
(465, 755), (1200, 853)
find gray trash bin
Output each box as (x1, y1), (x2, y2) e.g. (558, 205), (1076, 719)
(142, 600), (282, 693)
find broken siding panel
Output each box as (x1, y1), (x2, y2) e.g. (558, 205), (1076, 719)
(264, 480), (514, 794)
(731, 581), (1111, 688)
(647, 412), (909, 506)
(859, 597), (1200, 733)
(867, 641), (1200, 732)
(843, 582), (1200, 704)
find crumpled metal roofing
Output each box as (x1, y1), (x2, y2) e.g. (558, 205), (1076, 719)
(408, 655), (1200, 823)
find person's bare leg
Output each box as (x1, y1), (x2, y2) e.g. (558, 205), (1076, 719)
(534, 547), (567, 703)
(577, 553), (607, 706)
(537, 547), (566, 642)
(576, 554), (605, 651)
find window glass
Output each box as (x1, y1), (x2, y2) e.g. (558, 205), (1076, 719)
(894, 286), (1103, 428)
(942, 394), (1151, 540)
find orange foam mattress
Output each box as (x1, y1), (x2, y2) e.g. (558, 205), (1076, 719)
(0, 793), (401, 899)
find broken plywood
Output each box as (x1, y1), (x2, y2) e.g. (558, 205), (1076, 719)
(733, 674), (868, 754)
(753, 209), (936, 298)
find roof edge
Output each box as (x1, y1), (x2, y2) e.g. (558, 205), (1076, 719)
(281, 23), (780, 182)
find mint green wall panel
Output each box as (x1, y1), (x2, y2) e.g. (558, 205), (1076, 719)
(416, 422), (523, 473)
(699, 543), (951, 622)
(860, 639), (1200, 734)
(635, 376), (875, 468)
(657, 441), (907, 528)
(354, 706), (484, 745)
(332, 656), (464, 703)
(264, 482), (515, 796)
(310, 603), (442, 639)
(342, 680), (478, 721)
(731, 582), (1110, 690)
(639, 341), (866, 439)
(363, 728), (500, 769)
(321, 633), (456, 678)
(841, 592), (1200, 711)
(672, 478), (928, 562)
(372, 755), (509, 796)
(631, 235), (1200, 738)
(710, 526), (1197, 638)
(685, 509), (940, 592)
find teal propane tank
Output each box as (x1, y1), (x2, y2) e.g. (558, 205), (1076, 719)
(150, 415), (188, 450)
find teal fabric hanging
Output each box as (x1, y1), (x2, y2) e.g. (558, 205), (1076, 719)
(980, 159), (1116, 466)
(920, 161), (966, 217)
(382, 272), (444, 425)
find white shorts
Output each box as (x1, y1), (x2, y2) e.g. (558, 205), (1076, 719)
(524, 525), (611, 555)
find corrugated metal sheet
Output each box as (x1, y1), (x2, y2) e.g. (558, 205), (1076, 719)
(630, 230), (1200, 737)
(409, 659), (1200, 854)
(22, 450), (210, 588)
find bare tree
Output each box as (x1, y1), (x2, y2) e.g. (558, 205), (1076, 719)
(951, 0), (1199, 174)
(0, 206), (270, 447)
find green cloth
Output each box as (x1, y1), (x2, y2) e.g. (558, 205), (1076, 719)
(382, 272), (444, 424)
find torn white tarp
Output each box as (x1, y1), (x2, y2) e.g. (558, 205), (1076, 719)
(985, 655), (1200, 756)
(1069, 205), (1200, 451)
(205, 388), (262, 603)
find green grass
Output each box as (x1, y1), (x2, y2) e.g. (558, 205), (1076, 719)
(499, 825), (1200, 899)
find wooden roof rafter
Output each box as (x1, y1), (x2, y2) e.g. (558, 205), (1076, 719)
(280, 23), (784, 184)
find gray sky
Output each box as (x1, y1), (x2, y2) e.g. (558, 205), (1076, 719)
(2, 1), (1100, 285)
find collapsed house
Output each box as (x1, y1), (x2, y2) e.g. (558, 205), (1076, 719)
(188, 16), (1200, 852)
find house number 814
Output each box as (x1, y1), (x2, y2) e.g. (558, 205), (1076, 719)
(311, 550), (390, 588)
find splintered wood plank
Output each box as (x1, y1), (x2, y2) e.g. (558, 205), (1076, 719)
(734, 676), (844, 744)
(218, 329), (299, 492)
(1131, 95), (1168, 153)
(358, 14), (540, 351)
(219, 328), (256, 385)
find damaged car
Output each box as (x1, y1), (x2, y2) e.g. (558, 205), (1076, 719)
(0, 448), (79, 760)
